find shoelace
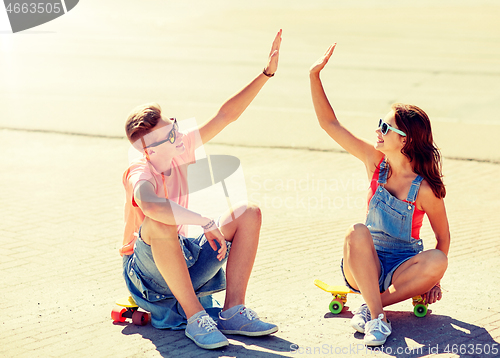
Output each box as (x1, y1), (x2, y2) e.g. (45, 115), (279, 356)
(197, 315), (217, 332)
(354, 304), (371, 321)
(366, 313), (391, 334)
(239, 307), (259, 321)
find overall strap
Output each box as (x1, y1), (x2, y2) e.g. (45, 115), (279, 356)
(378, 158), (388, 185)
(406, 175), (424, 203)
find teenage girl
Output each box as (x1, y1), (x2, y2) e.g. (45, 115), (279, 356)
(310, 44), (450, 346)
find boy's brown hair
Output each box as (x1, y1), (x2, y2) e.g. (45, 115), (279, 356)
(125, 103), (162, 142)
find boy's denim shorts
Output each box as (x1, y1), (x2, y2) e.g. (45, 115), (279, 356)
(122, 227), (231, 329)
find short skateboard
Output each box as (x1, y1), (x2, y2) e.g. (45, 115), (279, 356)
(314, 279), (428, 317)
(111, 296), (151, 325)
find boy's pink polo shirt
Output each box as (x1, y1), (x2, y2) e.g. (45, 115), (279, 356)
(121, 130), (197, 256)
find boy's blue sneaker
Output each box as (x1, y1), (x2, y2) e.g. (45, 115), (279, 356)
(217, 305), (279, 336)
(185, 310), (229, 350)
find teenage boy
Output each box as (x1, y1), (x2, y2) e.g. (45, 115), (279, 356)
(120, 30), (282, 350)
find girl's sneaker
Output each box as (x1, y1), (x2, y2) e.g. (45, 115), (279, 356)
(185, 310), (229, 350)
(363, 313), (392, 346)
(351, 303), (371, 333)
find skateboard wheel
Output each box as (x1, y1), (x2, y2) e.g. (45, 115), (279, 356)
(111, 307), (127, 323)
(132, 310), (150, 326)
(329, 300), (344, 314)
(414, 304), (427, 317)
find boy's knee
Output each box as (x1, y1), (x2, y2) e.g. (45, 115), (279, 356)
(232, 202), (262, 223)
(245, 203), (262, 221)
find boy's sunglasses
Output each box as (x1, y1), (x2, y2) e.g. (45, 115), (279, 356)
(146, 118), (179, 148)
(378, 119), (406, 137)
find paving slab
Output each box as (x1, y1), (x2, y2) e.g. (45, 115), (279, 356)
(0, 129), (499, 357)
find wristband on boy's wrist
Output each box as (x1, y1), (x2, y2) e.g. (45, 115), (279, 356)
(202, 219), (215, 230)
(262, 68), (275, 77)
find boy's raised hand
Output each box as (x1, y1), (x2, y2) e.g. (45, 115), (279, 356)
(263, 29), (282, 76)
(310, 43), (336, 75)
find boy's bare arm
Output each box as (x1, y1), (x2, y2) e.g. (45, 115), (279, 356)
(197, 30), (282, 145)
(134, 180), (228, 260)
(134, 180), (211, 227)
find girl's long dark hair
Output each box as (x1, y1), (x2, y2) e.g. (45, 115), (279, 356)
(392, 103), (446, 199)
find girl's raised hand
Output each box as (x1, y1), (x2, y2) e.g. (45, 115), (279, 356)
(310, 44), (336, 75)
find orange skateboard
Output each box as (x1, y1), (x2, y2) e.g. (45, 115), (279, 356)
(111, 296), (150, 325)
(314, 279), (428, 317)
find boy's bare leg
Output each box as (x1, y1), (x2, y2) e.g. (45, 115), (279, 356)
(218, 203), (261, 311)
(141, 216), (204, 319)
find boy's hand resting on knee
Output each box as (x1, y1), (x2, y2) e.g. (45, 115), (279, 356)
(202, 219), (227, 261)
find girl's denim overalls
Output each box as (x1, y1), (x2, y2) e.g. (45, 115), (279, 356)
(342, 158), (424, 293)
(366, 158), (424, 291)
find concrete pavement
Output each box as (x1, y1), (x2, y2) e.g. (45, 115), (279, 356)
(1, 1), (500, 357)
(0, 128), (499, 358)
